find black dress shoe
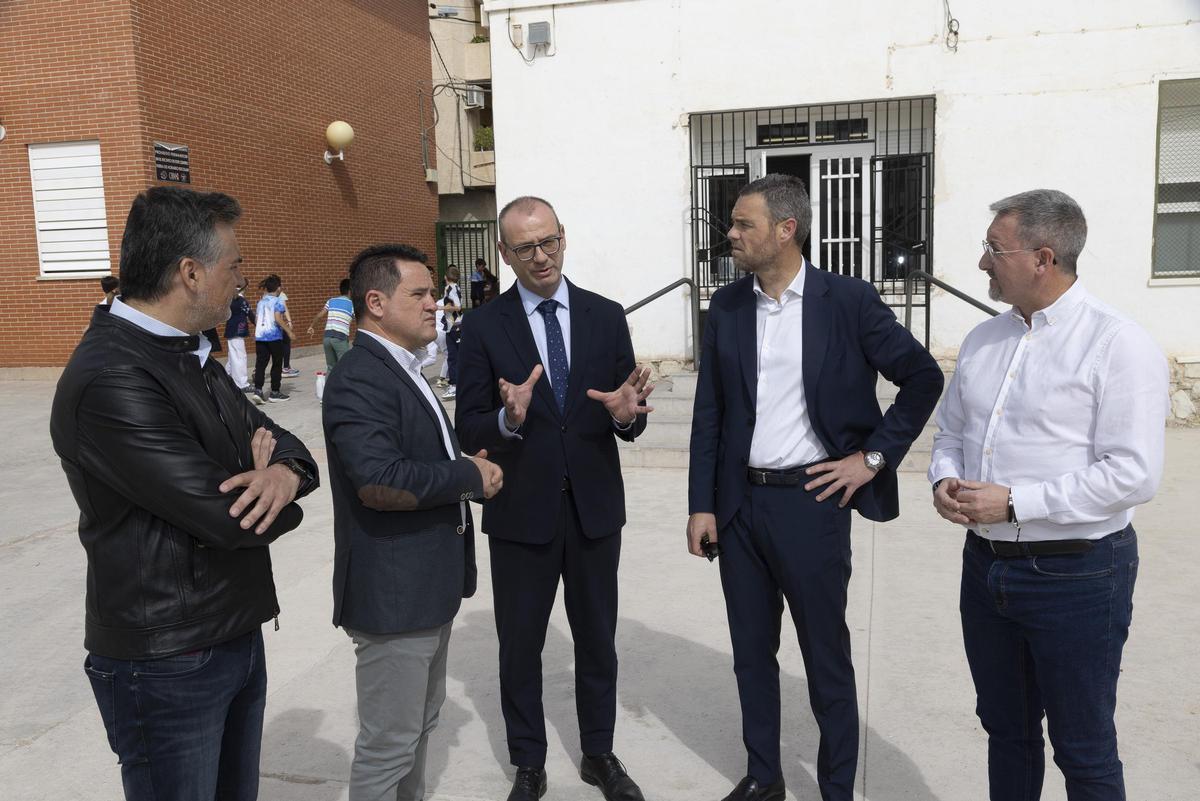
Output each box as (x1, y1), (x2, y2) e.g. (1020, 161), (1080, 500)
(720, 775), (786, 801)
(580, 752), (646, 801)
(507, 766), (547, 801)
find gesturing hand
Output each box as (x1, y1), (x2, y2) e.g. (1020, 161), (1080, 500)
(498, 365), (543, 428)
(586, 366), (655, 425)
(804, 452), (878, 507)
(468, 449), (504, 499)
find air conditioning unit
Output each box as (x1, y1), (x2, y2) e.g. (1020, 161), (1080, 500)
(464, 86), (485, 109)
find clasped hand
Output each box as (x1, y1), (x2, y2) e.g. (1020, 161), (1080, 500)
(933, 478), (1009, 525)
(468, 449), (504, 499)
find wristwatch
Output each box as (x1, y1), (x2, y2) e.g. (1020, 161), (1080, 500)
(863, 451), (886, 472)
(277, 458), (314, 487)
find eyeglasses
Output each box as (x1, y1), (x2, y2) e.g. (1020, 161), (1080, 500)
(506, 235), (563, 262)
(981, 240), (1041, 260)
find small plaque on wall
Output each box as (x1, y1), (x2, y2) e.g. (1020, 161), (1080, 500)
(154, 142), (190, 183)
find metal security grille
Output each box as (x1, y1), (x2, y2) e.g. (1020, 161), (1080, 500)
(819, 156), (864, 277)
(688, 98), (936, 336)
(1154, 79), (1200, 278)
(435, 220), (499, 310)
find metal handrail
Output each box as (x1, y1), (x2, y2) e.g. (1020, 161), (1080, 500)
(624, 277), (700, 368)
(904, 268), (999, 331)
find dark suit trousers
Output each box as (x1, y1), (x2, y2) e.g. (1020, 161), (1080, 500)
(489, 489), (621, 767)
(719, 481), (858, 800)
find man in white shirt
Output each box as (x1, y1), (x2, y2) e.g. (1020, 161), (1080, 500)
(929, 189), (1169, 801)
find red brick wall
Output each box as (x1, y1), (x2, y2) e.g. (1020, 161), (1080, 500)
(0, 0), (145, 366)
(0, 0), (437, 366)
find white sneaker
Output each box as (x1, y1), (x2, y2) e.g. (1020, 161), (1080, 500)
(441, 386), (456, 399)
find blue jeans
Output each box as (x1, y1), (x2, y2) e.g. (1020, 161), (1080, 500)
(960, 527), (1138, 801)
(84, 630), (268, 801)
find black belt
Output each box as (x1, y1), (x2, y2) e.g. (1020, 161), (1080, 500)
(968, 530), (1094, 557)
(746, 466), (805, 487)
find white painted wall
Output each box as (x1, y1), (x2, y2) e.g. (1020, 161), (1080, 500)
(483, 0), (1200, 360)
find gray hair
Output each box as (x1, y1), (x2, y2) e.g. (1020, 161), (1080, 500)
(989, 189), (1087, 274)
(738, 174), (812, 245)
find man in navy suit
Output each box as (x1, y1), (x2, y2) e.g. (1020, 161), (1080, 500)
(687, 174), (943, 801)
(455, 196), (652, 801)
(323, 244), (504, 801)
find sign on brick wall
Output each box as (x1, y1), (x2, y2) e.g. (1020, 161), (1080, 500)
(153, 142), (190, 183)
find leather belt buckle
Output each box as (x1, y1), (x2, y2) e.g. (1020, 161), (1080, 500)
(748, 469), (768, 486)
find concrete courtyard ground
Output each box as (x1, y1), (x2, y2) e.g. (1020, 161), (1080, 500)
(1, 348), (1197, 800)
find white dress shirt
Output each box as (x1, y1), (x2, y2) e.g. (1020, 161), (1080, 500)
(109, 298), (211, 366)
(748, 262), (829, 469)
(929, 281), (1169, 542)
(359, 330), (466, 528)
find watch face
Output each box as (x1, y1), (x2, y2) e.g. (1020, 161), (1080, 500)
(865, 451), (884, 470)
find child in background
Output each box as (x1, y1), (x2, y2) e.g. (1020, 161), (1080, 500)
(252, 274), (293, 403)
(307, 278), (354, 372)
(224, 280), (254, 390)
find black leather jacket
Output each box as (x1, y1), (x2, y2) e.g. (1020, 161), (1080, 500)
(50, 307), (319, 659)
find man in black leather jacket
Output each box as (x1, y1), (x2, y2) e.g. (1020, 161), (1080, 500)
(50, 186), (319, 801)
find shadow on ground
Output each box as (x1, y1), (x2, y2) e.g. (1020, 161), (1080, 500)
(449, 610), (938, 799)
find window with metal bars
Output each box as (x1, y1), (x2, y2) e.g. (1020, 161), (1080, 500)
(1153, 79), (1200, 278)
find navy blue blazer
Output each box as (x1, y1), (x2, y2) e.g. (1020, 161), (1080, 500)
(688, 265), (943, 528)
(454, 280), (646, 543)
(322, 333), (482, 635)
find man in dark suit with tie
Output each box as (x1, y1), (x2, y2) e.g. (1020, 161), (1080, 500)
(455, 197), (653, 801)
(687, 175), (943, 801)
(322, 244), (504, 801)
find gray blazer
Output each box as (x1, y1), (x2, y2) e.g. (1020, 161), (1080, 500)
(323, 333), (482, 635)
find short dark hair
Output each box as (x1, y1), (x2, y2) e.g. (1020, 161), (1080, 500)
(259, 273), (281, 292)
(348, 244), (429, 319)
(118, 186), (241, 302)
(100, 275), (119, 293)
(474, 257), (486, 266)
(737, 174), (812, 245)
(498, 196), (560, 244)
(339, 278), (351, 295)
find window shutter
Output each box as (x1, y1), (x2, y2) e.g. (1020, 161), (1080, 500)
(28, 141), (111, 277)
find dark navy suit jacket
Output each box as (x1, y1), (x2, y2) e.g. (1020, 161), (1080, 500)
(454, 280), (646, 543)
(688, 264), (943, 529)
(323, 333), (481, 635)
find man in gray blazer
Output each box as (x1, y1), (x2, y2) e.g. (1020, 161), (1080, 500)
(323, 244), (504, 801)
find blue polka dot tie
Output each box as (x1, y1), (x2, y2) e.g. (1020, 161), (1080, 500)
(536, 299), (568, 413)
